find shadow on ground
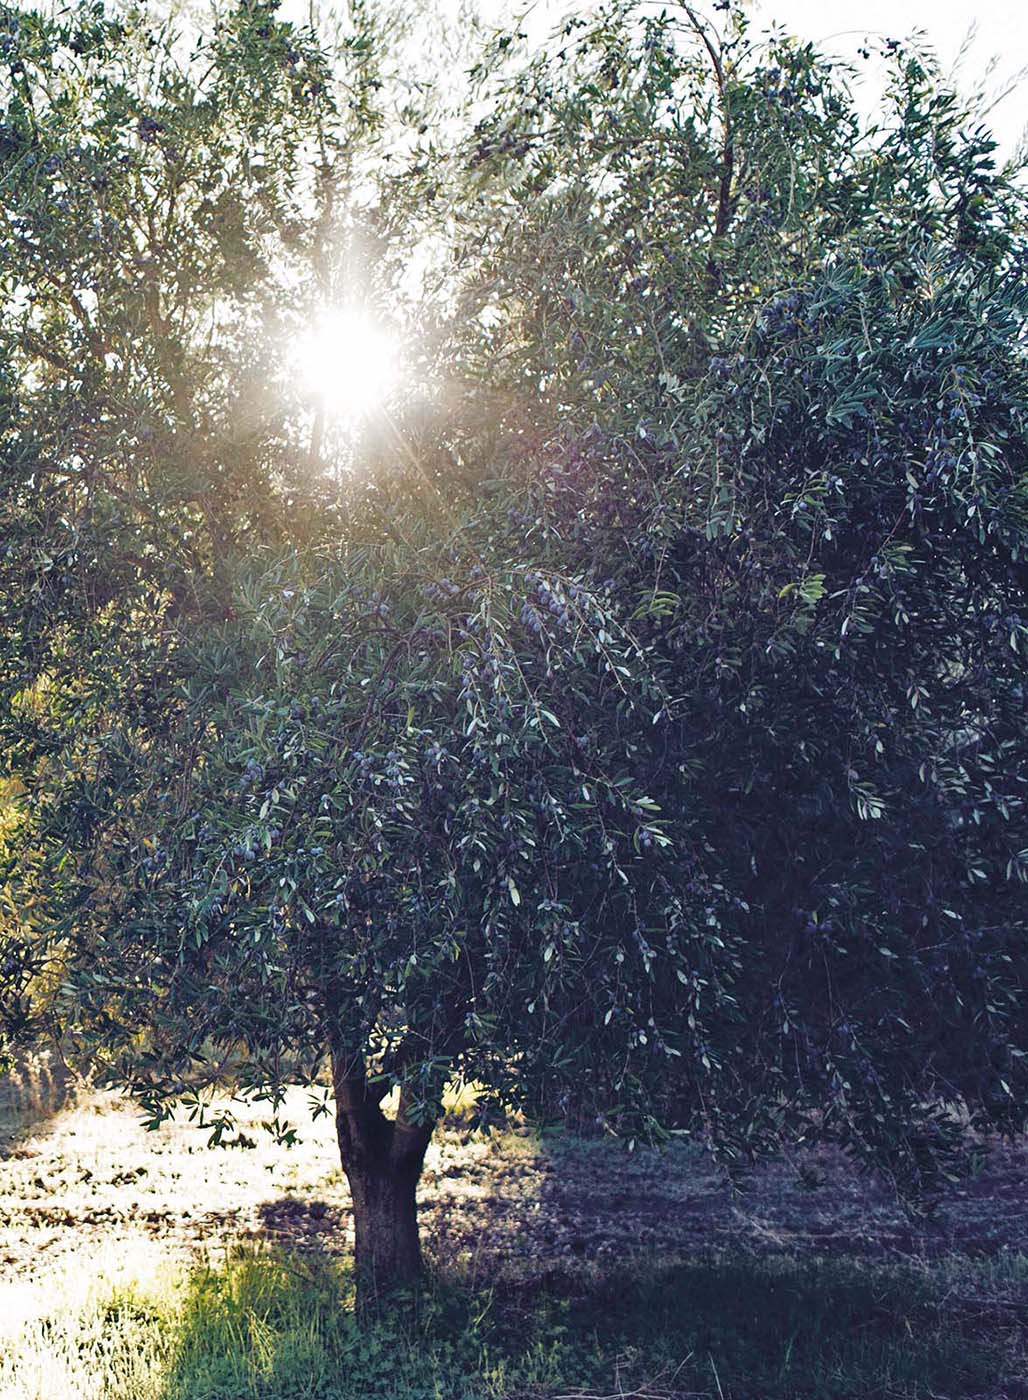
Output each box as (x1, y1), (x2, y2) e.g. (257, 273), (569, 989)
(147, 1242), (1028, 1400)
(4, 1088), (1028, 1290)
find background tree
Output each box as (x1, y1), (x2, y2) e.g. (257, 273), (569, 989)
(451, 5), (1028, 1186)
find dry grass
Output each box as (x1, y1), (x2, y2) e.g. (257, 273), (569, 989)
(0, 1243), (173, 1400)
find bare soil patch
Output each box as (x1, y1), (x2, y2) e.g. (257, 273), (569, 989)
(0, 1088), (1026, 1293)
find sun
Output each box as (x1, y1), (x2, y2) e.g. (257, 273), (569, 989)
(290, 307), (400, 426)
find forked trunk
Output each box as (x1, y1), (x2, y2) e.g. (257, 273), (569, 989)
(329, 1042), (434, 1307)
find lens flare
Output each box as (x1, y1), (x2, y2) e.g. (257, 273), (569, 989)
(291, 308), (400, 425)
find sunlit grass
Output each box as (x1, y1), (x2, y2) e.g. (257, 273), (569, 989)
(0, 1244), (173, 1400)
(1, 1245), (1024, 1400)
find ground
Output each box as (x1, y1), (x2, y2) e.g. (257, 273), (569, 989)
(3, 1080), (1028, 1287)
(1, 1062), (1027, 1398)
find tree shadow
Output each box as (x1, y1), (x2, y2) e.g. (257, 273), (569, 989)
(254, 1194), (352, 1254)
(149, 1238), (1019, 1400)
(147, 1142), (1024, 1398)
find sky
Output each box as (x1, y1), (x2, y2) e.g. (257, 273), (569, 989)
(277, 0), (1028, 159)
(515, 0), (1028, 157)
(748, 0), (1028, 155)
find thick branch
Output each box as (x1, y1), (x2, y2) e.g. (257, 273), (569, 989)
(682, 5), (735, 240)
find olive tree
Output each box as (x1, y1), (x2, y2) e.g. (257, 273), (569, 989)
(3, 0), (1028, 1304)
(0, 0), (727, 1296)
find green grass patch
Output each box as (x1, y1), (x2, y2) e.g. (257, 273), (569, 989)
(2, 1246), (1025, 1399)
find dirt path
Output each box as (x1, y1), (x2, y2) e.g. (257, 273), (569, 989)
(1, 1089), (1027, 1295)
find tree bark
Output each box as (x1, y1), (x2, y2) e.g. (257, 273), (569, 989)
(329, 1042), (434, 1306)
(345, 1145), (424, 1289)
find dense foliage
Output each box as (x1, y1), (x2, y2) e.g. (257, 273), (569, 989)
(1, 0), (1026, 1290)
(444, 9), (1028, 1189)
(0, 0), (364, 1040)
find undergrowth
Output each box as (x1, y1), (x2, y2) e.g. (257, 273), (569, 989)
(1, 1246), (1025, 1400)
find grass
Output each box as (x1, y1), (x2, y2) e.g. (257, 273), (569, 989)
(0, 1246), (1025, 1400)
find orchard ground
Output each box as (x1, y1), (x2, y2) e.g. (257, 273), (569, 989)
(1, 1065), (1027, 1399)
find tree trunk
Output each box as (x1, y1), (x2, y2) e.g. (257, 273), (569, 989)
(345, 1148), (424, 1291)
(329, 1042), (434, 1307)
